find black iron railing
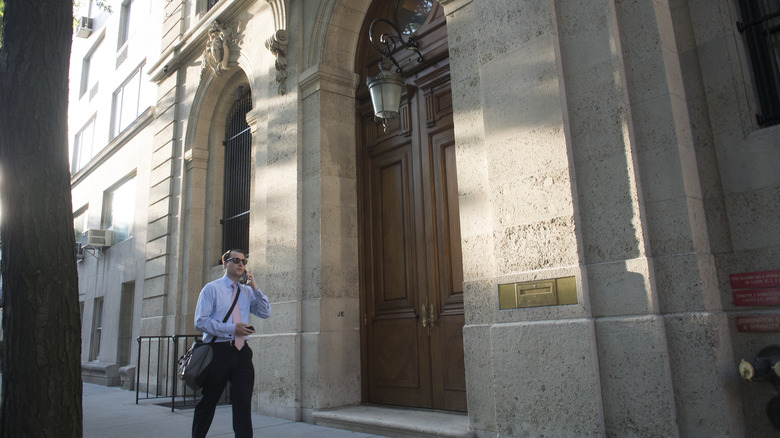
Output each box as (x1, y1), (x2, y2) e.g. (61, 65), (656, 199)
(135, 335), (230, 412)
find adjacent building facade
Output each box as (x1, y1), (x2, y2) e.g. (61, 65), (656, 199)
(69, 0), (159, 386)
(69, 0), (780, 436)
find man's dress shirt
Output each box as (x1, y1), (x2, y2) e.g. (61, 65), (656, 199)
(194, 275), (271, 342)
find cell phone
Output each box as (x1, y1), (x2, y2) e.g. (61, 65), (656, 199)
(246, 326), (255, 331)
(239, 273), (248, 284)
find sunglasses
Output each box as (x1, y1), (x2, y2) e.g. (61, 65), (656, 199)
(226, 257), (248, 266)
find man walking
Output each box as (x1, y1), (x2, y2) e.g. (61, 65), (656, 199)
(192, 249), (271, 438)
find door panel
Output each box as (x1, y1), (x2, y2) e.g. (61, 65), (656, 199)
(422, 81), (467, 412)
(364, 120), (433, 408)
(371, 147), (415, 310)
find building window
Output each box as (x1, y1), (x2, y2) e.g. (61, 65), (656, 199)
(221, 88), (252, 254)
(396, 0), (434, 35)
(112, 63), (150, 138)
(90, 297), (104, 361)
(117, 282), (135, 366)
(118, 0), (149, 49)
(80, 37), (104, 99)
(207, 0), (221, 12)
(72, 116), (97, 172)
(738, 0), (780, 127)
(79, 302), (85, 344)
(74, 206), (89, 243)
(102, 175), (137, 243)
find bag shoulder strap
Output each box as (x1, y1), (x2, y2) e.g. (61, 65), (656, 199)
(203, 284), (242, 345)
(222, 285), (241, 323)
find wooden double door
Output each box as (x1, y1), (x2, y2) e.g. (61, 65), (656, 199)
(358, 7), (466, 411)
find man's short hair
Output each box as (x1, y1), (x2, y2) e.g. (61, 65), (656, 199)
(221, 249), (248, 264)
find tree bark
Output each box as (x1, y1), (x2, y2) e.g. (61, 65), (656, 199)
(0, 1), (83, 437)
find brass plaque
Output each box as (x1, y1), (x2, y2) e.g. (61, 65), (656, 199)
(556, 276), (577, 305)
(498, 276), (578, 309)
(498, 284), (518, 309)
(516, 280), (557, 307)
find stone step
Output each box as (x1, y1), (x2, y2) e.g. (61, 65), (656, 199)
(313, 406), (475, 438)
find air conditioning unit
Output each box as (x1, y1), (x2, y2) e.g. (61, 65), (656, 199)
(76, 16), (93, 38)
(82, 229), (114, 248)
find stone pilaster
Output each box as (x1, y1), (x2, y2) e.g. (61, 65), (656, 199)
(141, 72), (180, 336)
(297, 63), (362, 421)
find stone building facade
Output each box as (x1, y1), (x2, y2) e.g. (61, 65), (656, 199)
(70, 0), (780, 436)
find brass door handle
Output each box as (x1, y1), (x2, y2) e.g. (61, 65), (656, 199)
(428, 303), (436, 327)
(421, 303), (429, 328)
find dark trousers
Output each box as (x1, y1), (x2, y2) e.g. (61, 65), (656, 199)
(192, 343), (254, 438)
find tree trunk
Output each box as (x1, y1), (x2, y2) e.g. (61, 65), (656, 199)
(0, 1), (83, 437)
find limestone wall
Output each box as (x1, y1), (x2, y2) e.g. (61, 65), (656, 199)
(442, 0), (777, 436)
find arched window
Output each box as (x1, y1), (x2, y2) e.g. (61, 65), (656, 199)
(221, 87), (252, 253)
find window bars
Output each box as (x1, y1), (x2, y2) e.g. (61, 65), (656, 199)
(738, 0), (780, 127)
(221, 87), (252, 254)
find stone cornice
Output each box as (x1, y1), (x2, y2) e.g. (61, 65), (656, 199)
(184, 147), (209, 169)
(299, 64), (361, 100)
(246, 108), (264, 134)
(148, 0), (258, 83)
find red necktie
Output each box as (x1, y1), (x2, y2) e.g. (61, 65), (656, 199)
(232, 283), (244, 350)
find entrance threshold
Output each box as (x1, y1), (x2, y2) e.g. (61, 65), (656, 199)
(312, 405), (474, 438)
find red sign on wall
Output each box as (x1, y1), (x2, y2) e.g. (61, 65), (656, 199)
(736, 315), (780, 333)
(733, 288), (780, 307)
(730, 270), (780, 289)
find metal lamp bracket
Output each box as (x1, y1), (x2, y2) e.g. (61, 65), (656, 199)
(369, 18), (424, 74)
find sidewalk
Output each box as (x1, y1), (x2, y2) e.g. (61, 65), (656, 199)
(83, 383), (386, 438)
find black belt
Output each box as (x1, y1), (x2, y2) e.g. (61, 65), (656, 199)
(213, 339), (238, 347)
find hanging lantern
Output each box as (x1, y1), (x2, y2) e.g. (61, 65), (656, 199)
(366, 18), (423, 133)
(367, 58), (405, 127)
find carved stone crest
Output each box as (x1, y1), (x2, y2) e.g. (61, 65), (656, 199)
(201, 21), (243, 77)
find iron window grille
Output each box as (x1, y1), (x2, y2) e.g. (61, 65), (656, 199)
(738, 0), (780, 127)
(221, 87), (252, 254)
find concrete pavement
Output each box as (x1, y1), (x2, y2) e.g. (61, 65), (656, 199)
(83, 383), (386, 438)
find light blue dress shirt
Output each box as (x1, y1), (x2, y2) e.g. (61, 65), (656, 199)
(194, 274), (271, 342)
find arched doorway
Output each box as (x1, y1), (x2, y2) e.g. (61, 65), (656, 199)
(356, 1), (466, 412)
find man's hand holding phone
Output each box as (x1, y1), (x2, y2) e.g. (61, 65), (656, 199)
(241, 271), (257, 290)
(235, 323), (256, 336)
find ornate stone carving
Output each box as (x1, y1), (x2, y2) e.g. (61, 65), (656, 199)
(265, 29), (289, 95)
(201, 21), (243, 77)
